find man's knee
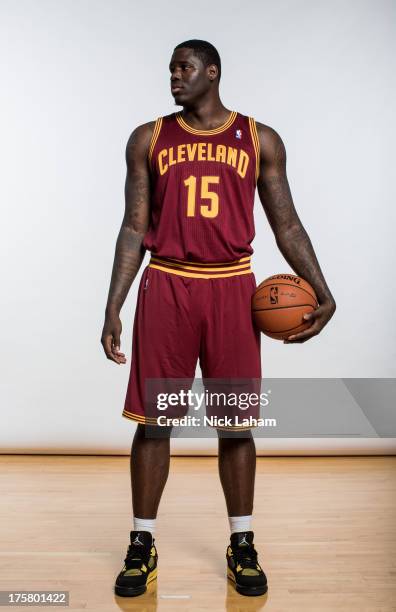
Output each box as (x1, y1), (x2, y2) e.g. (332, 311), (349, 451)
(216, 428), (253, 440)
(136, 422), (173, 439)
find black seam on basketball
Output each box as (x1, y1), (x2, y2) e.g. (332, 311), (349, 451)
(252, 303), (314, 312)
(261, 322), (310, 333)
(256, 282), (317, 302)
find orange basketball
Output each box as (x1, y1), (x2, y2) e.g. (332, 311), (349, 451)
(252, 273), (318, 340)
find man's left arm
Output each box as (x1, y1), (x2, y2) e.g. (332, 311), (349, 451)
(255, 122), (336, 343)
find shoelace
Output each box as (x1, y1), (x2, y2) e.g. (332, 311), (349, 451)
(124, 544), (149, 568)
(232, 545), (259, 569)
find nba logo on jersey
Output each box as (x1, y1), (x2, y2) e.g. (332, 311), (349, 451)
(235, 129), (242, 139)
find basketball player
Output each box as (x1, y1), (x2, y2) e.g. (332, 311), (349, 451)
(101, 40), (336, 598)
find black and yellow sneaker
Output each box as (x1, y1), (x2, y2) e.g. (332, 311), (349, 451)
(115, 531), (158, 597)
(226, 531), (268, 596)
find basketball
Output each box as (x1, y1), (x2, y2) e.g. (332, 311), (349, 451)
(252, 273), (318, 340)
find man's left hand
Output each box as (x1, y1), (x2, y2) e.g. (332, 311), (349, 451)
(283, 300), (336, 343)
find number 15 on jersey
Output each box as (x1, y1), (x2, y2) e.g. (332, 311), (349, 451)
(183, 175), (220, 219)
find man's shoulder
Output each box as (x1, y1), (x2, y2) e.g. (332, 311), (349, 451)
(128, 120), (156, 140)
(254, 121), (282, 143)
(126, 113), (176, 146)
(252, 121), (286, 163)
(125, 120), (159, 155)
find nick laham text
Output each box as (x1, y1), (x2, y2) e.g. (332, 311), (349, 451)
(156, 416), (277, 427)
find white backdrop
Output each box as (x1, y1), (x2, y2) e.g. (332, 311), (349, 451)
(0, 0), (395, 454)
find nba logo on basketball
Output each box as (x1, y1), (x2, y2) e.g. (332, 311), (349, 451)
(270, 287), (278, 304)
(235, 129), (242, 139)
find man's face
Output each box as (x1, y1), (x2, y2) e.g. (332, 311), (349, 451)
(169, 47), (212, 105)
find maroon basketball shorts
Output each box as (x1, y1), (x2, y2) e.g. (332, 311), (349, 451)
(122, 254), (262, 429)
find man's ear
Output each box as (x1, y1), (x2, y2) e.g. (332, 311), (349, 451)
(208, 64), (218, 81)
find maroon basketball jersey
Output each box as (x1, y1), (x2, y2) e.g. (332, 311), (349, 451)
(143, 110), (260, 263)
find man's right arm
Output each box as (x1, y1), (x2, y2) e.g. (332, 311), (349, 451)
(101, 121), (154, 363)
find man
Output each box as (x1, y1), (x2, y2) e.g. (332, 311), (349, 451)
(101, 39), (336, 598)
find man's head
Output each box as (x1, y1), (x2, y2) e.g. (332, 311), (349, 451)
(169, 39), (221, 105)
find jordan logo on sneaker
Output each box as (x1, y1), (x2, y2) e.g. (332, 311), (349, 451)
(239, 535), (249, 545)
(133, 534), (144, 545)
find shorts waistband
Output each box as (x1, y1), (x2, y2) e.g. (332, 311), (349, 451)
(148, 255), (252, 279)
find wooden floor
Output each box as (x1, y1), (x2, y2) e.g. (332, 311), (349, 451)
(0, 455), (395, 612)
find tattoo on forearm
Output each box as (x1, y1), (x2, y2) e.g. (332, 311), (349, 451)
(106, 141), (151, 313)
(258, 174), (334, 305)
(106, 227), (145, 312)
(277, 222), (333, 304)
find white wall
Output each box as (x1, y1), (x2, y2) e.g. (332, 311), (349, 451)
(0, 0), (395, 453)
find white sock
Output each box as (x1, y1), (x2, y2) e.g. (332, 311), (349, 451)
(133, 516), (156, 535)
(228, 515), (252, 534)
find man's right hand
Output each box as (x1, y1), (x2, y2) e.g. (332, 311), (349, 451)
(101, 311), (127, 364)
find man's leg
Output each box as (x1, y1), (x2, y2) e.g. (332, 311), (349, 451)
(197, 271), (266, 595)
(130, 423), (172, 519)
(118, 266), (201, 597)
(115, 423), (172, 597)
(217, 430), (256, 517)
(218, 430), (267, 596)
(199, 272), (261, 519)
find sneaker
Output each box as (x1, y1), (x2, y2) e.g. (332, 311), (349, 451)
(115, 530), (158, 597)
(226, 531), (268, 596)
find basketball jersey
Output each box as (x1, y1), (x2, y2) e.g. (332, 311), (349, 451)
(143, 110), (260, 263)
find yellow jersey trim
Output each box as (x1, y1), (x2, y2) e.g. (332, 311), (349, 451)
(148, 117), (163, 164)
(148, 264), (252, 279)
(176, 111), (237, 135)
(248, 117), (260, 182)
(122, 409), (159, 424)
(149, 256), (250, 273)
(147, 254), (252, 279)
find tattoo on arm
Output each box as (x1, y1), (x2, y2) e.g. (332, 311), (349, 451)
(105, 124), (153, 314)
(257, 124), (335, 305)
